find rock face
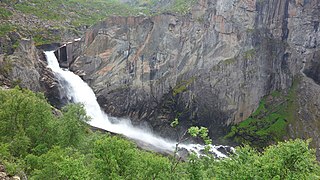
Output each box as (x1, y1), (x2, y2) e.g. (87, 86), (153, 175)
(0, 39), (67, 108)
(0, 164), (22, 180)
(293, 75), (320, 160)
(71, 0), (319, 144)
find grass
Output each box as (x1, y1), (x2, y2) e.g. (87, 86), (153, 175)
(33, 33), (59, 46)
(14, 0), (148, 26)
(15, 3), (63, 20)
(1, 0), (197, 45)
(285, 77), (299, 124)
(244, 49), (255, 59)
(0, 7), (13, 19)
(0, 23), (15, 36)
(271, 90), (281, 97)
(12, 0), (197, 26)
(0, 0), (195, 45)
(169, 0), (196, 14)
(0, 56), (12, 76)
(225, 79), (300, 148)
(251, 99), (267, 117)
(172, 77), (195, 96)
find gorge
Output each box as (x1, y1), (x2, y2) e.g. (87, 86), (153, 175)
(64, 0), (320, 158)
(1, 0), (320, 178)
(1, 0), (319, 155)
(44, 50), (229, 158)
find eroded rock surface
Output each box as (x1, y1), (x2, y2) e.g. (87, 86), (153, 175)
(70, 0), (319, 146)
(0, 39), (67, 108)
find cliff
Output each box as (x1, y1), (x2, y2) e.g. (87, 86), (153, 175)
(0, 39), (66, 108)
(71, 0), (319, 146)
(1, 0), (319, 158)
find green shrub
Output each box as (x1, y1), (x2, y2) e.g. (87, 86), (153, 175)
(208, 139), (320, 179)
(0, 88), (318, 179)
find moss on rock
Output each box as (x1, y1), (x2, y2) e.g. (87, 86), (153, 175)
(225, 78), (300, 149)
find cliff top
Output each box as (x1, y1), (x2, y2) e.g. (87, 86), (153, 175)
(0, 0), (195, 50)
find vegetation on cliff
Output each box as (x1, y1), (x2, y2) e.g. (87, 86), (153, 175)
(0, 88), (319, 179)
(0, 0), (196, 47)
(225, 79), (300, 149)
(0, 1), (319, 178)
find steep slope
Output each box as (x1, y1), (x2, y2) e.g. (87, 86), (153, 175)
(0, 0), (197, 106)
(1, 0), (320, 159)
(0, 0), (196, 49)
(0, 39), (67, 108)
(70, 0), (320, 152)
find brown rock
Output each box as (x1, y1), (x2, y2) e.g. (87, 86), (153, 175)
(0, 165), (5, 172)
(0, 172), (7, 178)
(11, 176), (20, 180)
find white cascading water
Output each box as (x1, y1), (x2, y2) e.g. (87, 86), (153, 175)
(45, 50), (229, 158)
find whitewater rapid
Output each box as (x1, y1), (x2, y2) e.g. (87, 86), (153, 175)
(45, 51), (228, 158)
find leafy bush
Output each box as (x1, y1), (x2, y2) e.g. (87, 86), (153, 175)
(207, 139), (320, 179)
(26, 147), (91, 180)
(93, 136), (174, 179)
(0, 88), (319, 179)
(0, 87), (57, 153)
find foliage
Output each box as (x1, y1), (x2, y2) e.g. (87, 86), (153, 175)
(32, 32), (61, 46)
(244, 49), (256, 59)
(172, 77), (195, 96)
(188, 126), (212, 145)
(0, 23), (15, 36)
(57, 104), (90, 148)
(207, 139), (320, 179)
(0, 88), (319, 179)
(0, 143), (26, 176)
(93, 136), (174, 179)
(0, 57), (12, 76)
(0, 7), (13, 19)
(0, 87), (57, 153)
(26, 147), (91, 180)
(0, 88), (91, 177)
(170, 117), (179, 128)
(1, 0), (197, 45)
(225, 81), (299, 148)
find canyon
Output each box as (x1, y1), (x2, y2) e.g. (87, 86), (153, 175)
(1, 0), (320, 158)
(70, 0), (320, 155)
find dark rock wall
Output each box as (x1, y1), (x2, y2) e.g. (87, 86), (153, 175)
(0, 39), (66, 108)
(70, 0), (320, 143)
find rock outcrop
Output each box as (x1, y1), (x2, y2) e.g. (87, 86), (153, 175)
(0, 164), (21, 180)
(0, 39), (66, 108)
(70, 0), (319, 150)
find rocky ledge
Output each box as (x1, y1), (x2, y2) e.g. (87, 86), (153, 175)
(70, 0), (319, 146)
(0, 39), (67, 108)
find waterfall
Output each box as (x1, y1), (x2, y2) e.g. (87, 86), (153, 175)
(45, 51), (229, 158)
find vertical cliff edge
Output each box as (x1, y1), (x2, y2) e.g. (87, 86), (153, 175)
(68, 0), (320, 156)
